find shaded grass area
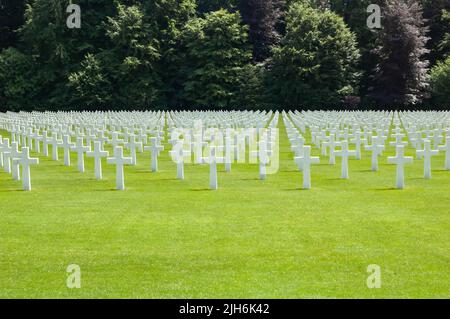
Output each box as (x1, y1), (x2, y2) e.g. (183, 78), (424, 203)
(0, 121), (449, 298)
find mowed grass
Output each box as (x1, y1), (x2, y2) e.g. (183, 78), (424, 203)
(0, 121), (449, 299)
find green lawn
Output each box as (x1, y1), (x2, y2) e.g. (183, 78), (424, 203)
(0, 122), (449, 299)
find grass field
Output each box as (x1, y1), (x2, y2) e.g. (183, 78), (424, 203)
(0, 121), (449, 299)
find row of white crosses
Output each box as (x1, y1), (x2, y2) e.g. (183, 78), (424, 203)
(1, 111), (276, 191)
(284, 110), (450, 189)
(167, 111), (278, 189)
(0, 134), (39, 190)
(0, 111), (167, 190)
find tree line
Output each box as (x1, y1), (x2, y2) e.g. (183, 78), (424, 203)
(0, 0), (449, 111)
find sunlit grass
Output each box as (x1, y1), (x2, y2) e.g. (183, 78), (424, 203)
(0, 121), (449, 298)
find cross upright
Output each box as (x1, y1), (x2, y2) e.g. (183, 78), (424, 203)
(10, 141), (22, 181)
(192, 133), (207, 164)
(71, 137), (90, 173)
(416, 139), (439, 179)
(107, 146), (133, 190)
(49, 132), (61, 161)
(438, 136), (450, 170)
(389, 132), (408, 148)
(250, 140), (270, 180)
(26, 128), (34, 149)
(94, 131), (109, 150)
(291, 136), (305, 158)
(388, 145), (413, 189)
(224, 135), (233, 172)
(58, 135), (74, 166)
(0, 136), (3, 167)
(350, 131), (366, 160)
(364, 135), (385, 171)
(431, 129), (442, 149)
(31, 130), (42, 153)
(125, 134), (143, 166)
(12, 147), (39, 191)
(1, 138), (11, 173)
(170, 141), (190, 180)
(294, 145), (320, 189)
(335, 140), (357, 179)
(87, 141), (109, 180)
(110, 131), (124, 149)
(42, 131), (50, 157)
(322, 134), (341, 165)
(204, 146), (224, 190)
(144, 137), (164, 172)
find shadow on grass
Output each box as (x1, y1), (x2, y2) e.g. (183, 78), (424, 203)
(190, 188), (212, 192)
(0, 189), (25, 192)
(373, 187), (399, 191)
(92, 188), (121, 192)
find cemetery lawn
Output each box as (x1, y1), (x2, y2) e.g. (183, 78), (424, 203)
(0, 123), (449, 299)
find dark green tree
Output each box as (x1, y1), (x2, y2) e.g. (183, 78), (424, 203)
(69, 3), (161, 108)
(422, 0), (450, 64)
(237, 0), (285, 62)
(329, 0), (380, 103)
(430, 56), (450, 106)
(0, 0), (27, 51)
(177, 9), (253, 107)
(267, 2), (360, 107)
(197, 0), (236, 14)
(371, 0), (429, 105)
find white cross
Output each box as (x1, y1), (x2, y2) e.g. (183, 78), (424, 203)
(294, 145), (320, 189)
(350, 131), (365, 160)
(0, 136), (3, 167)
(335, 140), (357, 179)
(251, 140), (270, 180)
(192, 134), (206, 164)
(26, 128), (34, 149)
(322, 134), (341, 165)
(170, 141), (190, 180)
(71, 137), (90, 173)
(10, 141), (22, 181)
(291, 136), (305, 158)
(144, 137), (164, 172)
(58, 135), (74, 166)
(431, 130), (442, 149)
(389, 132), (408, 148)
(438, 136), (450, 170)
(416, 139), (439, 179)
(12, 147), (39, 191)
(42, 131), (50, 157)
(31, 130), (42, 153)
(364, 136), (385, 171)
(87, 141), (109, 180)
(224, 136), (233, 172)
(49, 132), (61, 161)
(94, 132), (109, 150)
(388, 145), (413, 189)
(110, 131), (123, 149)
(125, 134), (143, 166)
(107, 146), (133, 190)
(204, 146), (224, 190)
(0, 138), (11, 173)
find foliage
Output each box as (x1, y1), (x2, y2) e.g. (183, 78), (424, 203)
(371, 0), (429, 106)
(237, 0), (285, 62)
(176, 9), (253, 107)
(430, 56), (450, 106)
(0, 0), (449, 109)
(267, 2), (360, 107)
